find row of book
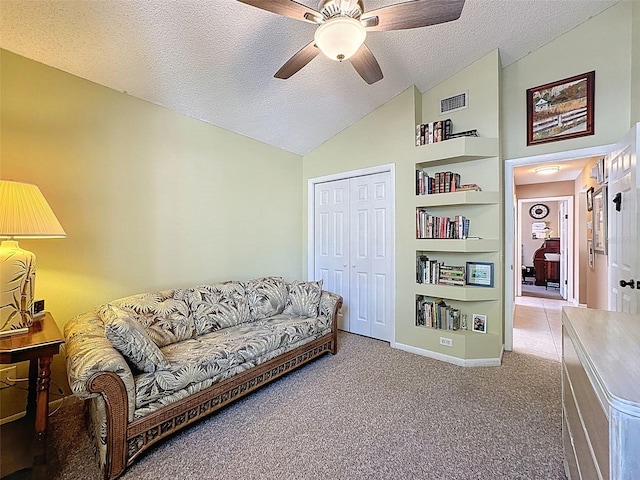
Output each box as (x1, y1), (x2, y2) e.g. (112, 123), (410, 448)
(416, 119), (452, 145)
(416, 255), (466, 286)
(415, 296), (464, 330)
(416, 169), (483, 195)
(416, 210), (470, 239)
(415, 119), (480, 146)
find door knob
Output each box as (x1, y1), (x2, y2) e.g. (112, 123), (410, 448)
(619, 279), (636, 289)
(613, 192), (622, 212)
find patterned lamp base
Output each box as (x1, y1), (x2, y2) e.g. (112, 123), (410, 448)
(0, 240), (35, 336)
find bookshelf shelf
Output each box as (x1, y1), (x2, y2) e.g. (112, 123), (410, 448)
(415, 239), (499, 252)
(415, 283), (499, 301)
(415, 191), (499, 207)
(414, 136), (498, 168)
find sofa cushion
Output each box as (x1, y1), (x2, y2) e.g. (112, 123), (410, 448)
(283, 280), (323, 318)
(246, 276), (288, 321)
(181, 281), (251, 335)
(110, 290), (195, 347)
(100, 304), (170, 373)
(131, 314), (331, 413)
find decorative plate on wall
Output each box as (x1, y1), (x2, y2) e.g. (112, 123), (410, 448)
(529, 203), (549, 219)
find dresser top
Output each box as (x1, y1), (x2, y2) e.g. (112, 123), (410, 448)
(563, 306), (640, 413)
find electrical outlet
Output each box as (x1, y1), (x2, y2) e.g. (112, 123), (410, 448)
(439, 337), (453, 347)
(0, 366), (17, 385)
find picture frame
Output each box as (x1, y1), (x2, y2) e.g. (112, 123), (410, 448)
(586, 186), (594, 212)
(465, 261), (494, 287)
(593, 185), (607, 254)
(526, 71), (595, 146)
(587, 239), (594, 269)
(472, 314), (487, 334)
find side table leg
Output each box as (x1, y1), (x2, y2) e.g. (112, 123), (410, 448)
(26, 358), (39, 417)
(35, 355), (53, 441)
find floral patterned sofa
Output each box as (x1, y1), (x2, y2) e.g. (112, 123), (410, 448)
(64, 277), (342, 480)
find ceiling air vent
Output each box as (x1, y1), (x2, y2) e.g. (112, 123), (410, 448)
(440, 91), (468, 115)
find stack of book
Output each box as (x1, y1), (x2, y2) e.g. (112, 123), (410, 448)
(415, 296), (461, 330)
(416, 210), (470, 239)
(415, 120), (480, 146)
(415, 119), (453, 146)
(415, 170), (461, 195)
(416, 255), (465, 286)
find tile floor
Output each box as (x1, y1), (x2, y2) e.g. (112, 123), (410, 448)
(513, 295), (571, 361)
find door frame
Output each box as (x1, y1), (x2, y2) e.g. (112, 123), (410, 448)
(516, 196), (573, 300)
(307, 164), (396, 346)
(504, 144), (614, 351)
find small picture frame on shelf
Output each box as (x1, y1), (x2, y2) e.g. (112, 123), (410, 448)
(472, 314), (487, 333)
(465, 261), (494, 287)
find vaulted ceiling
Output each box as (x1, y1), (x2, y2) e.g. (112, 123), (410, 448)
(0, 0), (620, 155)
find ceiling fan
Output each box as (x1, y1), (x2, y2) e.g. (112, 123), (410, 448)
(237, 0), (466, 84)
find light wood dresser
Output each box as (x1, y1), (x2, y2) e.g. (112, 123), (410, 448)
(562, 307), (640, 480)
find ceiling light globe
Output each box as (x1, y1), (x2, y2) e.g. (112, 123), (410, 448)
(534, 166), (560, 175)
(314, 17), (366, 62)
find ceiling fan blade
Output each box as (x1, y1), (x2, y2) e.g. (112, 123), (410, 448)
(236, 0), (323, 24)
(349, 44), (383, 85)
(365, 0), (465, 31)
(274, 41), (320, 79)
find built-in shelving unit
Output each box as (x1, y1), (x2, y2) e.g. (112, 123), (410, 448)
(410, 136), (503, 366)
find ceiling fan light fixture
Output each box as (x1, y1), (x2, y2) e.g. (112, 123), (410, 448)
(314, 17), (366, 61)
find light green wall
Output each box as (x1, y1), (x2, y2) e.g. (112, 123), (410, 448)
(302, 84), (418, 271)
(422, 50), (500, 139)
(0, 49), (303, 418)
(502, 1), (633, 160)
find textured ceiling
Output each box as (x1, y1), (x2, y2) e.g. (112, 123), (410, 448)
(0, 0), (620, 155)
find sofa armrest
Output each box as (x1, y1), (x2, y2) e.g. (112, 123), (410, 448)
(319, 290), (343, 326)
(64, 311), (136, 421)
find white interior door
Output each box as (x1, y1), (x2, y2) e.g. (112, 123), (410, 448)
(349, 173), (393, 341)
(313, 171), (393, 342)
(608, 124), (639, 313)
(559, 200), (568, 299)
(314, 179), (350, 330)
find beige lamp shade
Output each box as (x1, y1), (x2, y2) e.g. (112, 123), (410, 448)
(0, 180), (66, 238)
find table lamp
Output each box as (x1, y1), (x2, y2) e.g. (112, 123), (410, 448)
(0, 180), (66, 336)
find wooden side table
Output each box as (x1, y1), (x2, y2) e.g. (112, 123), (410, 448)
(0, 312), (64, 479)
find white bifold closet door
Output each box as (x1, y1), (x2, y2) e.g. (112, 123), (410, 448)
(314, 172), (393, 342)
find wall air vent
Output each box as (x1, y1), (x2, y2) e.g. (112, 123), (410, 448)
(440, 91), (469, 115)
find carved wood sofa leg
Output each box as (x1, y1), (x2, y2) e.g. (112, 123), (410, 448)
(88, 372), (129, 480)
(331, 298), (343, 355)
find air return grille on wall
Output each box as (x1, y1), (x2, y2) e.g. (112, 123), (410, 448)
(440, 91), (468, 115)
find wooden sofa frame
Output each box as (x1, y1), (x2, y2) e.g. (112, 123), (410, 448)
(85, 297), (342, 480)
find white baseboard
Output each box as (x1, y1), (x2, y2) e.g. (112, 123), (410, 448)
(0, 394), (80, 425)
(394, 342), (502, 367)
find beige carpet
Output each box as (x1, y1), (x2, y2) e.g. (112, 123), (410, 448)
(46, 332), (566, 479)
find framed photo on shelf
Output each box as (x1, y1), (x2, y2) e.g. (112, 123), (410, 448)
(593, 186), (608, 254)
(526, 71), (595, 146)
(472, 314), (487, 334)
(466, 262), (494, 287)
(586, 186), (594, 212)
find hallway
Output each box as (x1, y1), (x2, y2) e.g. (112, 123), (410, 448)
(513, 295), (570, 362)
